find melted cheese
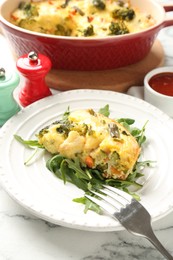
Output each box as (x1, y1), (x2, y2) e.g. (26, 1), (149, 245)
(38, 109), (141, 180)
(10, 0), (155, 37)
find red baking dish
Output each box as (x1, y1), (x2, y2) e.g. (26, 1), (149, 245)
(0, 0), (173, 71)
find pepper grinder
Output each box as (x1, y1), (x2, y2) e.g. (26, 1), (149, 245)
(16, 51), (52, 107)
(0, 67), (20, 126)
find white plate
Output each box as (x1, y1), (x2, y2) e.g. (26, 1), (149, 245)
(0, 89), (173, 232)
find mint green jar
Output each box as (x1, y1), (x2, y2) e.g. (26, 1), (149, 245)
(0, 68), (20, 126)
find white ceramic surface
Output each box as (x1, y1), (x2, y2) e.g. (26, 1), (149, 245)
(1, 1), (173, 258)
(0, 89), (173, 232)
(144, 66), (173, 117)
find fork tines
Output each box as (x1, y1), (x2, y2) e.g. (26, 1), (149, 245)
(85, 185), (137, 216)
(85, 186), (173, 259)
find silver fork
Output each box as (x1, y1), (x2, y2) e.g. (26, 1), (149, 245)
(85, 185), (173, 260)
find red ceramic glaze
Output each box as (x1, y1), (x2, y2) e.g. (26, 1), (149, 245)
(16, 52), (52, 107)
(1, 0), (173, 71)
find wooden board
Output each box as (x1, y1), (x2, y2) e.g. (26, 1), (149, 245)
(46, 40), (164, 93)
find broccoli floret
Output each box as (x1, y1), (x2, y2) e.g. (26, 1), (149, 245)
(92, 0), (106, 10)
(19, 19), (48, 34)
(18, 2), (39, 17)
(18, 1), (26, 9)
(108, 21), (129, 35)
(19, 19), (37, 29)
(38, 127), (49, 138)
(117, 0), (125, 7)
(112, 8), (135, 21)
(55, 24), (72, 36)
(83, 25), (94, 37)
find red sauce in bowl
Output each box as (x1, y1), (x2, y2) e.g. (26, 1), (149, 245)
(148, 72), (173, 96)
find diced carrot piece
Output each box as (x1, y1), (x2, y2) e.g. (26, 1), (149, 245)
(88, 16), (94, 22)
(110, 166), (121, 175)
(69, 10), (77, 15)
(11, 14), (18, 21)
(85, 156), (94, 168)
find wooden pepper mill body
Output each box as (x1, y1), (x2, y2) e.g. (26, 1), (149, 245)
(16, 51), (52, 107)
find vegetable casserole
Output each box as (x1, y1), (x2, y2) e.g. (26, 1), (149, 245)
(38, 108), (141, 180)
(10, 0), (155, 37)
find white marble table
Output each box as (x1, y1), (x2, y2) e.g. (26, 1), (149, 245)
(0, 1), (173, 259)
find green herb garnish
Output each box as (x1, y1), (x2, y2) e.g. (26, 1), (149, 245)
(14, 105), (154, 214)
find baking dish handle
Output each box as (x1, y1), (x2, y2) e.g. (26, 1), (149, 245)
(163, 4), (173, 12)
(162, 4), (173, 27)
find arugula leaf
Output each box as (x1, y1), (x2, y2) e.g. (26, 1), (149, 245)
(73, 196), (101, 214)
(117, 119), (148, 147)
(62, 106), (70, 121)
(24, 148), (40, 166)
(117, 118), (135, 125)
(14, 134), (43, 148)
(14, 106), (153, 214)
(14, 134), (44, 165)
(98, 104), (110, 117)
(46, 154), (64, 172)
(117, 118), (135, 133)
(46, 152), (153, 211)
(135, 121), (148, 146)
(65, 158), (90, 181)
(136, 160), (156, 168)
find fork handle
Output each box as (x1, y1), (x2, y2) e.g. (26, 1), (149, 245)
(146, 229), (173, 260)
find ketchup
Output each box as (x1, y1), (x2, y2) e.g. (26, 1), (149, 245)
(149, 72), (173, 96)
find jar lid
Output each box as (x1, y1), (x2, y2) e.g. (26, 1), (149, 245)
(0, 68), (20, 89)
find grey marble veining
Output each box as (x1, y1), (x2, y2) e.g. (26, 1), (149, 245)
(0, 187), (172, 260)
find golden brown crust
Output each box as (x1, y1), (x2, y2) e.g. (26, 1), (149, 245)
(38, 109), (140, 180)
